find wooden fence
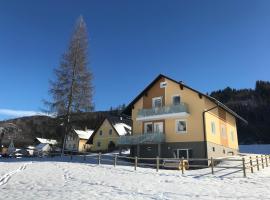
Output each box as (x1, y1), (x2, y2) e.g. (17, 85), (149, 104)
(5, 151), (268, 178)
(61, 152), (270, 178)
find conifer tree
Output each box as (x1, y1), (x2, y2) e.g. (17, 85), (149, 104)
(46, 16), (94, 152)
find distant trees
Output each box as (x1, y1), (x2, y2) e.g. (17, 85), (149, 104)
(210, 80), (270, 144)
(45, 16), (94, 152)
(109, 104), (126, 113)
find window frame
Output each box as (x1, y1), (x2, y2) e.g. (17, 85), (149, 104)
(109, 129), (112, 135)
(220, 124), (226, 138)
(231, 130), (234, 142)
(172, 95), (181, 105)
(144, 122), (153, 134)
(211, 121), (216, 135)
(175, 119), (187, 134)
(99, 130), (103, 136)
(152, 96), (163, 108)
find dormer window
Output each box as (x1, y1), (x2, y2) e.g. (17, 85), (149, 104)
(152, 97), (162, 108)
(172, 95), (181, 105)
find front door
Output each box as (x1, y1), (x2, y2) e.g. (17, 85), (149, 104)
(173, 149), (190, 159)
(153, 122), (163, 133)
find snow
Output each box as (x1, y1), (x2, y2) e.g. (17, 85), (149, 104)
(240, 144), (270, 154)
(74, 129), (94, 139)
(36, 137), (57, 145)
(0, 155), (270, 200)
(113, 123), (131, 136)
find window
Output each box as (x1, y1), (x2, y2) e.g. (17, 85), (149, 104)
(172, 95), (181, 105)
(231, 130), (234, 142)
(212, 147), (215, 152)
(173, 149), (191, 159)
(99, 130), (102, 136)
(211, 122), (216, 135)
(144, 122), (153, 134)
(160, 81), (167, 88)
(153, 122), (163, 133)
(223, 149), (226, 154)
(221, 124), (226, 138)
(97, 141), (101, 147)
(152, 97), (162, 108)
(109, 129), (112, 135)
(176, 120), (187, 133)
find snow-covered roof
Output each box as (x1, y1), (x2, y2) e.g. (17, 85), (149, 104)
(36, 137), (57, 145)
(113, 123), (131, 136)
(35, 143), (51, 151)
(74, 129), (94, 140)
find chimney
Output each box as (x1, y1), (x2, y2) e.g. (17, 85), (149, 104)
(85, 126), (87, 131)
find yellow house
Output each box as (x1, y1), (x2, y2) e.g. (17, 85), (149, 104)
(119, 74), (247, 160)
(65, 128), (94, 152)
(87, 116), (131, 152)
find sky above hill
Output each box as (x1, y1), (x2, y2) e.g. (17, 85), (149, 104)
(0, 0), (270, 120)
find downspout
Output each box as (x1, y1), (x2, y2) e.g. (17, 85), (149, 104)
(202, 105), (218, 159)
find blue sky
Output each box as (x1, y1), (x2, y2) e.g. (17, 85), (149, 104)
(0, 0), (270, 120)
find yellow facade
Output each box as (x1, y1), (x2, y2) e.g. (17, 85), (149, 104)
(91, 119), (120, 151)
(131, 76), (239, 151)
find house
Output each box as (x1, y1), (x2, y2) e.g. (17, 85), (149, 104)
(87, 116), (131, 152)
(34, 137), (58, 156)
(119, 74), (247, 161)
(65, 128), (94, 152)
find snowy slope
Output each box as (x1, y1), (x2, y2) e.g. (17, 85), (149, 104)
(0, 156), (270, 200)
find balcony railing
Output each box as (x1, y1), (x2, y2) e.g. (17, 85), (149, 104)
(137, 103), (189, 120)
(118, 132), (165, 145)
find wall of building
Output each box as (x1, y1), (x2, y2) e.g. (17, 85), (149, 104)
(91, 119), (119, 151)
(164, 78), (205, 142)
(204, 98), (239, 152)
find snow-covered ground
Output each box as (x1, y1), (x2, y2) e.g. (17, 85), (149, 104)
(240, 144), (270, 154)
(0, 155), (270, 200)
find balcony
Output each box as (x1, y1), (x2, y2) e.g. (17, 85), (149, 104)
(136, 103), (189, 121)
(118, 132), (165, 145)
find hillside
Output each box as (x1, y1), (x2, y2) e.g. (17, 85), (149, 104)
(210, 80), (270, 144)
(0, 110), (124, 147)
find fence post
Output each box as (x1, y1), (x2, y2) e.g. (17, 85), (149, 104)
(266, 155), (268, 167)
(242, 157), (246, 178)
(98, 152), (101, 165)
(114, 155), (117, 167)
(261, 155), (264, 169)
(181, 157), (184, 175)
(134, 157), (137, 171)
(156, 156), (159, 172)
(70, 153), (73, 160)
(256, 156), (259, 171)
(250, 156), (253, 173)
(211, 157), (214, 175)
(83, 154), (86, 161)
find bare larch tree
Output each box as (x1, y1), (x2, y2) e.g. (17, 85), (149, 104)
(46, 16), (94, 153)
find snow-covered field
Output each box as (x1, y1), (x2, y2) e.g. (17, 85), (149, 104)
(0, 155), (270, 200)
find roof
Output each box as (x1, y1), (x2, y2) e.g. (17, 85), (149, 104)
(74, 129), (94, 140)
(123, 74), (247, 124)
(36, 137), (57, 145)
(113, 123), (131, 136)
(35, 143), (51, 151)
(87, 116), (132, 144)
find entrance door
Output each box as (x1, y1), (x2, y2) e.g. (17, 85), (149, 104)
(153, 122), (163, 133)
(173, 149), (190, 159)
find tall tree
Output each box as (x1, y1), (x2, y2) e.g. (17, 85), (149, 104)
(46, 16), (94, 152)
